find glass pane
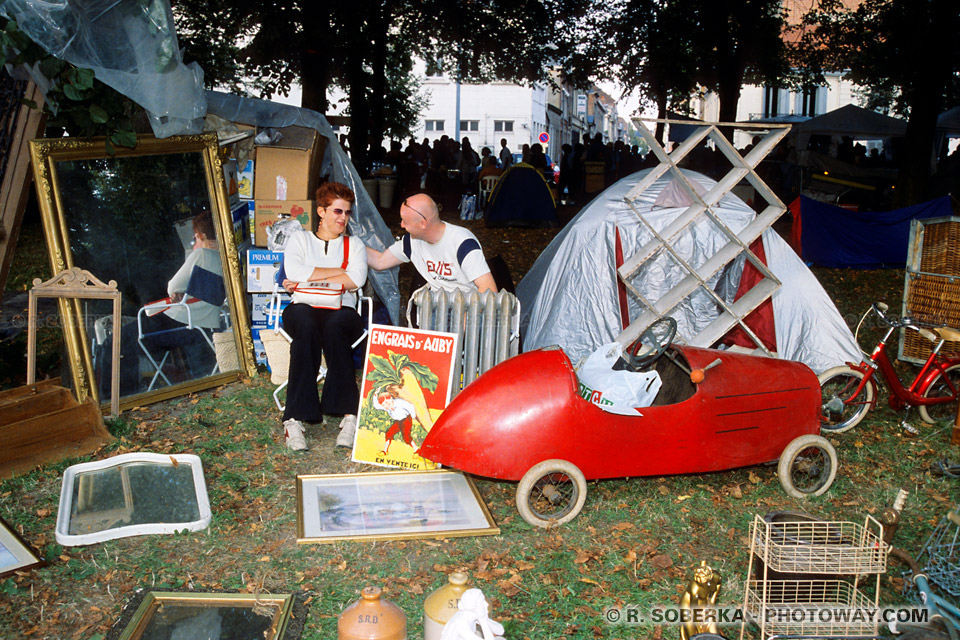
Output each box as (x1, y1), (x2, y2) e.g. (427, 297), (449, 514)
(140, 604), (276, 639)
(54, 152), (236, 402)
(68, 461), (201, 536)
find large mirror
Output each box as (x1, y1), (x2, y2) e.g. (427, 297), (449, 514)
(30, 133), (255, 410)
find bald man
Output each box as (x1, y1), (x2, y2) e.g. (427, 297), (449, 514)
(366, 193), (497, 293)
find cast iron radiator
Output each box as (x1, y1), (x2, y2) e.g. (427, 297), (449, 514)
(407, 286), (520, 398)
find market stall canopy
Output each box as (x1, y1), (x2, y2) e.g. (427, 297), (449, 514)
(793, 104), (907, 141)
(937, 106), (960, 135)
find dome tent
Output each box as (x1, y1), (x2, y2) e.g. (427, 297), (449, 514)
(485, 163), (558, 228)
(516, 169), (861, 374)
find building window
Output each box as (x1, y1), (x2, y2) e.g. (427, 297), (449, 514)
(494, 120), (514, 132)
(425, 58), (444, 78)
(462, 120), (479, 131)
(425, 120), (444, 132)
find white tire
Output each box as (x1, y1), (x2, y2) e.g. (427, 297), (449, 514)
(778, 434), (839, 498)
(516, 459), (587, 528)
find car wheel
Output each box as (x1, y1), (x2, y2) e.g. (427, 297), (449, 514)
(516, 459), (587, 529)
(778, 434), (838, 498)
(818, 366), (873, 433)
(918, 364), (960, 424)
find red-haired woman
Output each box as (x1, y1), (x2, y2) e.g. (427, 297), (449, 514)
(280, 182), (368, 451)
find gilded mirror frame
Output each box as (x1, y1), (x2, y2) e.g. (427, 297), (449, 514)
(29, 133), (255, 410)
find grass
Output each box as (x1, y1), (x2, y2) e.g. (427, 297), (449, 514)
(1, 213), (959, 639)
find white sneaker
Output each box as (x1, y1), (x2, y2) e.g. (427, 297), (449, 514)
(283, 418), (307, 451)
(336, 415), (357, 448)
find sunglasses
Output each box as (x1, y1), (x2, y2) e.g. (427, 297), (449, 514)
(402, 199), (428, 221)
(325, 207), (353, 217)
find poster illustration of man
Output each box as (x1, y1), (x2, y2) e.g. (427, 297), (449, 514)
(352, 326), (459, 470)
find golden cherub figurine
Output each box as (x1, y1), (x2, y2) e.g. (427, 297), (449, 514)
(679, 560), (722, 640)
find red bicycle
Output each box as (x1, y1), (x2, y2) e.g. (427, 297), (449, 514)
(819, 302), (960, 432)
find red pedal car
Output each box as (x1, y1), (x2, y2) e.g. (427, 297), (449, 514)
(418, 320), (836, 528)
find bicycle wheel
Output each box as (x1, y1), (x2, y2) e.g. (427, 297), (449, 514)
(818, 366), (873, 433)
(918, 363), (960, 424)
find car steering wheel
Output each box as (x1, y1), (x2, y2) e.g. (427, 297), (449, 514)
(624, 317), (678, 371)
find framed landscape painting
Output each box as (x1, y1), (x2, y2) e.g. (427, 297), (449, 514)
(296, 470), (499, 543)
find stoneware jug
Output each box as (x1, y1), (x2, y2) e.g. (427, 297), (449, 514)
(338, 585), (407, 640)
(423, 571), (470, 640)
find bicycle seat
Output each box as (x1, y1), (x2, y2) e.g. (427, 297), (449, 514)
(934, 326), (960, 343)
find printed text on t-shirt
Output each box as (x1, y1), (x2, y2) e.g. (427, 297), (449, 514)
(426, 260), (453, 277)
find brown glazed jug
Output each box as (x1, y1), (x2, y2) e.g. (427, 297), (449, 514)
(423, 571), (470, 640)
(338, 585), (407, 640)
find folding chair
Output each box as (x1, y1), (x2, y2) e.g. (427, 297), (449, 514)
(267, 262), (372, 411)
(137, 266), (227, 390)
(479, 174), (500, 208)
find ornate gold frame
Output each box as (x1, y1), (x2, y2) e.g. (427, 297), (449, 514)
(29, 133), (255, 410)
(27, 267), (122, 417)
(115, 591), (295, 640)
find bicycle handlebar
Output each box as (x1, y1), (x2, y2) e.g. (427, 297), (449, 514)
(871, 302), (948, 331)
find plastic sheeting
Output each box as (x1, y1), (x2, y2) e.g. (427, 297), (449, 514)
(517, 169), (862, 374)
(0, 0), (206, 137)
(206, 91), (401, 324)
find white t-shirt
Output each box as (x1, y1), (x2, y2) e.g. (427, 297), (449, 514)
(387, 223), (491, 292)
(374, 394), (417, 421)
(165, 247), (223, 328)
(284, 231), (368, 307)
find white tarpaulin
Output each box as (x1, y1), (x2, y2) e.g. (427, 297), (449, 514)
(517, 169), (862, 374)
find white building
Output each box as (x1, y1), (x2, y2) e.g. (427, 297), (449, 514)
(411, 61), (621, 161)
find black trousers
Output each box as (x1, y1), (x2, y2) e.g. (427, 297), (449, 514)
(281, 303), (363, 422)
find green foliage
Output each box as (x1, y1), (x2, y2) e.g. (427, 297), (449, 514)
(571, 0), (790, 124)
(0, 8), (140, 151)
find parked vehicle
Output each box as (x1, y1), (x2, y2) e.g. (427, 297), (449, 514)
(819, 302), (960, 433)
(419, 320), (835, 528)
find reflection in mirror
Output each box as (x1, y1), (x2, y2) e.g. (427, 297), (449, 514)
(56, 453), (211, 546)
(29, 134), (254, 410)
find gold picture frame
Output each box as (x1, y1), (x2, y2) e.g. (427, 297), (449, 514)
(0, 516), (46, 578)
(112, 591), (296, 640)
(296, 469), (500, 543)
(29, 133), (255, 411)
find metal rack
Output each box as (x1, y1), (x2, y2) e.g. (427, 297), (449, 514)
(741, 514), (888, 639)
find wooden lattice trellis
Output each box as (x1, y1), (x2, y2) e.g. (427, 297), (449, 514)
(616, 119), (791, 353)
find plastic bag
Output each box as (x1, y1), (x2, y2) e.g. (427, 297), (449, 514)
(266, 218), (304, 252)
(459, 194), (477, 220)
(575, 342), (662, 415)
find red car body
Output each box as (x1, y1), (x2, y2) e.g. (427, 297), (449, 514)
(418, 345), (822, 481)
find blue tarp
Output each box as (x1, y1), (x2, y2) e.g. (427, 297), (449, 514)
(797, 196), (953, 268)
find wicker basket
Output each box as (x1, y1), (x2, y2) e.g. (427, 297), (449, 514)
(902, 273), (960, 363)
(260, 330), (290, 385)
(213, 330), (239, 372)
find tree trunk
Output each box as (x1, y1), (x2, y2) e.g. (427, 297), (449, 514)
(655, 92), (667, 145)
(716, 70), (742, 143)
(367, 2), (390, 152)
(347, 57), (370, 176)
(895, 94), (939, 207)
(298, 2), (329, 113)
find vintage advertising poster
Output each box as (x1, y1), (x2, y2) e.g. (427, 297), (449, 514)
(351, 325), (459, 470)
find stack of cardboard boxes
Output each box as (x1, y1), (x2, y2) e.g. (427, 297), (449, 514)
(239, 125), (327, 367)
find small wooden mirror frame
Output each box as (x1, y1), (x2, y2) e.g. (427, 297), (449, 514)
(28, 267), (121, 417)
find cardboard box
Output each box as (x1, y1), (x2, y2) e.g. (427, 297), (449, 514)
(223, 158), (240, 208)
(253, 199), (315, 247)
(236, 159), (254, 199)
(246, 248), (283, 293)
(253, 126), (327, 200)
(231, 201), (252, 248)
(251, 331), (268, 368)
(250, 291), (291, 325)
